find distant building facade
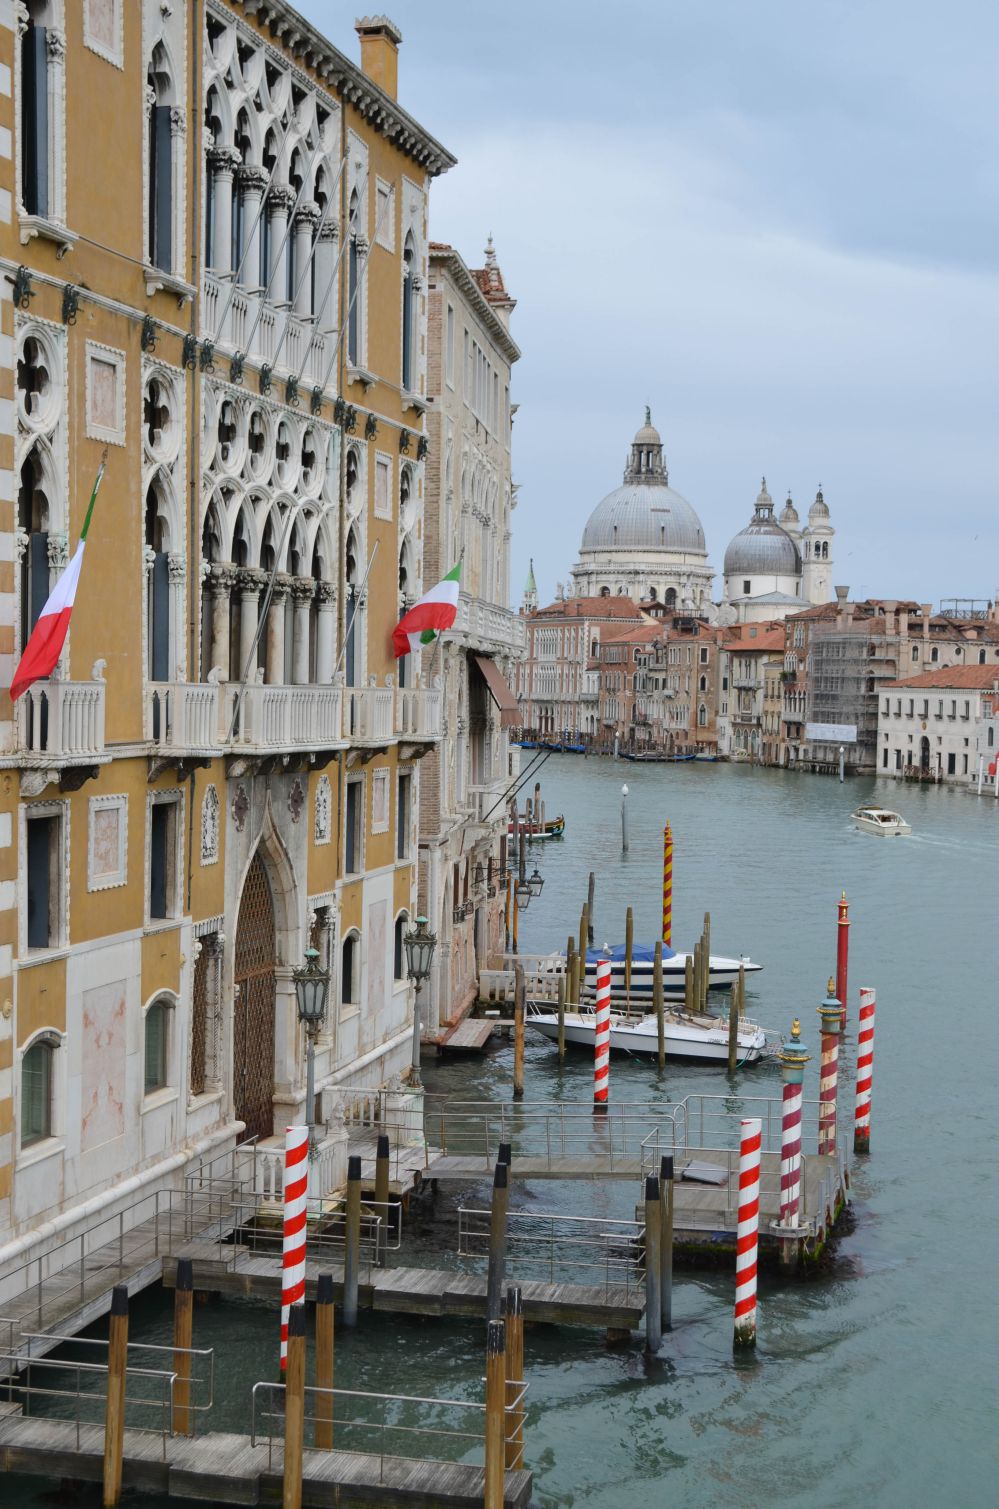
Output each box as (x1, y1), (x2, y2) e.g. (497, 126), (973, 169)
(420, 239), (522, 1036)
(878, 666), (999, 783)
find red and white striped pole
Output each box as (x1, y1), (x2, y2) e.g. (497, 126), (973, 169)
(817, 979), (842, 1158)
(777, 1018), (811, 1229)
(734, 1116), (761, 1348)
(836, 892), (850, 1028)
(593, 957), (611, 1112)
(280, 1124), (310, 1371)
(854, 986), (876, 1155)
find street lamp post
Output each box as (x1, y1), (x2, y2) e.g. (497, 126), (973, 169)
(293, 947), (331, 1147)
(403, 916), (438, 1089)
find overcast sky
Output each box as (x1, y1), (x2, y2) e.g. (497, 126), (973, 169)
(300, 1), (997, 611)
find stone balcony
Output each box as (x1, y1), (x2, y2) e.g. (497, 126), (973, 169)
(9, 672), (110, 794)
(453, 593), (526, 657)
(202, 273), (328, 387)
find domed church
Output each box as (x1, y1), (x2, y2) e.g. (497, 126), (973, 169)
(721, 479), (834, 623)
(569, 412), (715, 610)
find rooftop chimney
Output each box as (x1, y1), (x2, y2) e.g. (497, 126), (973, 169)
(355, 16), (402, 99)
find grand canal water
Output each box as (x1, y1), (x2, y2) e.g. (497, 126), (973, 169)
(7, 758), (998, 1507)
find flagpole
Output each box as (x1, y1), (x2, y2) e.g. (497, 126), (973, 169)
(331, 540), (380, 682)
(80, 446), (109, 541)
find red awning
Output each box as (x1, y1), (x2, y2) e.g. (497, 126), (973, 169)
(472, 655), (520, 727)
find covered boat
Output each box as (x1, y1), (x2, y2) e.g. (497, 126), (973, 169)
(526, 1002), (768, 1064)
(576, 942), (761, 998)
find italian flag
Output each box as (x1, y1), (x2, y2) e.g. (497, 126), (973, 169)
(393, 563), (461, 657)
(10, 456), (106, 702)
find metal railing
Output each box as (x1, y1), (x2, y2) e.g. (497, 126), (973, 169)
(0, 1330), (214, 1454)
(425, 1097), (681, 1172)
(250, 1378), (528, 1475)
(458, 1207), (644, 1297)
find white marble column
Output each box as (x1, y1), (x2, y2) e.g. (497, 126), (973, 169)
(292, 203), (320, 317)
(266, 184), (295, 301)
(237, 569), (265, 678)
(208, 148), (239, 276)
(208, 565), (235, 677)
(314, 221), (339, 332)
(266, 575), (292, 685)
(237, 166), (268, 289)
(315, 583), (337, 683)
(291, 579), (315, 684)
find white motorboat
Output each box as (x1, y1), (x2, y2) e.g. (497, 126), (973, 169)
(576, 943), (762, 999)
(852, 805), (911, 837)
(526, 1002), (768, 1065)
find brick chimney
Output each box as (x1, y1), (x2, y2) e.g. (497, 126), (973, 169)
(355, 16), (402, 99)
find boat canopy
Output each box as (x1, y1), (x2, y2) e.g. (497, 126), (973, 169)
(585, 943), (678, 965)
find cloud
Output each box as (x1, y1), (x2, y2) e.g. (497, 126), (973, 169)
(297, 1), (999, 607)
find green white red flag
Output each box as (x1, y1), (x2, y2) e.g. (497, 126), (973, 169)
(393, 563), (461, 657)
(10, 455), (106, 701)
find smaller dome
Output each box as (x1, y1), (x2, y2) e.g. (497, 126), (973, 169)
(724, 478), (801, 579)
(809, 487), (829, 522)
(633, 407), (662, 446)
(779, 491), (799, 526)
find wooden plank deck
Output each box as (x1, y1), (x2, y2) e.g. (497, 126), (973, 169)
(0, 1414), (533, 1506)
(427, 1153), (644, 1181)
(162, 1254), (644, 1331)
(440, 1018), (498, 1051)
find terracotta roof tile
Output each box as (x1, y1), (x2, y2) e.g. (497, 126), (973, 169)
(887, 665), (999, 689)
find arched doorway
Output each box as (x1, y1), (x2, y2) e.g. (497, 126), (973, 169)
(919, 736), (931, 775)
(233, 850), (276, 1141)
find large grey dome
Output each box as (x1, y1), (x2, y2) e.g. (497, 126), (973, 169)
(579, 415), (707, 556)
(724, 479), (801, 577)
(581, 482), (706, 554)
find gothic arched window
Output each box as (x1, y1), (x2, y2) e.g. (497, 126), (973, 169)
(147, 44), (174, 272)
(402, 231), (416, 392)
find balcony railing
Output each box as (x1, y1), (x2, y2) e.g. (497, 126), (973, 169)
(148, 682), (220, 750)
(202, 275), (329, 386)
(395, 687), (444, 741)
(19, 678), (106, 761)
(344, 686), (394, 744)
(453, 594), (526, 655)
(225, 683), (344, 751)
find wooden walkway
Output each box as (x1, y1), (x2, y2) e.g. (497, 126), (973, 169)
(162, 1254), (644, 1332)
(0, 1413), (533, 1506)
(439, 1018), (498, 1052)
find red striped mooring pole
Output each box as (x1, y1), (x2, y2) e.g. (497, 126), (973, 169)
(593, 957), (611, 1112)
(734, 1116), (762, 1347)
(853, 986), (876, 1154)
(836, 892), (850, 1027)
(662, 824), (673, 947)
(777, 1018), (811, 1229)
(817, 979), (842, 1158)
(280, 1124), (309, 1371)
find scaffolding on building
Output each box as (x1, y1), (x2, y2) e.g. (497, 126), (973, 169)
(804, 620), (890, 774)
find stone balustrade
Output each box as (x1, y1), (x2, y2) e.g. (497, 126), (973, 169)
(202, 273), (327, 384)
(19, 677), (106, 760)
(395, 686), (444, 740)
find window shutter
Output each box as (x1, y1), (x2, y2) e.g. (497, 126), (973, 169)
(26, 818), (51, 948)
(151, 104), (173, 271)
(151, 551), (171, 682)
(150, 805), (169, 918)
(22, 25), (49, 218)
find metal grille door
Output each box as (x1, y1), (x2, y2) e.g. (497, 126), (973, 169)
(233, 851), (276, 1142)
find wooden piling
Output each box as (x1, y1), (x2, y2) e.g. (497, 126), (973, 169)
(496, 1141), (512, 1167)
(375, 1132), (390, 1259)
(728, 965), (743, 1073)
(102, 1284), (128, 1509)
(703, 911), (711, 969)
(557, 973), (566, 1061)
(486, 1162), (509, 1321)
(684, 954), (694, 1014)
(566, 936), (578, 1009)
(692, 939), (701, 1012)
(513, 963), (526, 1099)
(505, 1285), (525, 1470)
(534, 782), (541, 837)
(624, 907), (634, 1008)
(282, 1301), (305, 1509)
(172, 1257), (193, 1437)
(343, 1155), (362, 1328)
(653, 941), (665, 1069)
(644, 1176), (662, 1354)
(314, 1272), (334, 1450)
(659, 1155), (674, 1331)
(484, 1318), (507, 1509)
(578, 905), (588, 966)
(587, 871), (596, 942)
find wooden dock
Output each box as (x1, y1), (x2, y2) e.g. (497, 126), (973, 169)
(439, 1017), (499, 1052)
(162, 1254), (644, 1332)
(0, 1413), (533, 1507)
